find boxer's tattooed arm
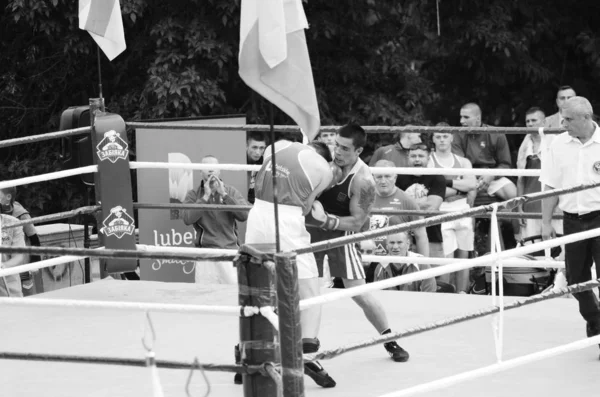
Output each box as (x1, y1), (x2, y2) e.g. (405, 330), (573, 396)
(358, 180), (376, 213)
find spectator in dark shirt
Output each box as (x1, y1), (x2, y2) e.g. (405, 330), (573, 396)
(246, 133), (267, 204)
(395, 143), (446, 260)
(452, 103), (517, 201)
(369, 127), (422, 168)
(182, 155), (249, 284)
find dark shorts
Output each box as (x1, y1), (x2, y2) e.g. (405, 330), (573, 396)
(308, 228), (365, 280)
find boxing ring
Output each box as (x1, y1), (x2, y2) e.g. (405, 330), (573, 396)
(1, 121), (599, 397)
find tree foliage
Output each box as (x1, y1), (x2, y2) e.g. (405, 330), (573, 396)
(1, 0), (600, 215)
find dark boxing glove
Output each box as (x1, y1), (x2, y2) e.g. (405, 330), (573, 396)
(305, 200), (340, 230)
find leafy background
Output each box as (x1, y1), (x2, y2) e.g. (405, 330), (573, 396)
(2, 0), (600, 218)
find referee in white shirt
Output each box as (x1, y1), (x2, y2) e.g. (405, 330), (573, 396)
(540, 96), (600, 352)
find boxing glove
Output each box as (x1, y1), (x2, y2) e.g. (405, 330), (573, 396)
(305, 201), (340, 230)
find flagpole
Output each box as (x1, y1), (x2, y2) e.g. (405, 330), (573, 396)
(268, 103), (282, 253)
(96, 46), (105, 112)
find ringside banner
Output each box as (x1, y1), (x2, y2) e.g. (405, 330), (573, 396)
(136, 116), (247, 282)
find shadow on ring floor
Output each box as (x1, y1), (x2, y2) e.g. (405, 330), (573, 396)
(0, 279), (597, 397)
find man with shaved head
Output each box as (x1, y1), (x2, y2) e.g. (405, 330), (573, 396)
(541, 96), (600, 358)
(452, 103), (516, 201)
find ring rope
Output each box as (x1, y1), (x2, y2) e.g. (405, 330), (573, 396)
(0, 126), (90, 149)
(0, 255), (89, 278)
(0, 296), (255, 317)
(294, 181), (600, 256)
(130, 161), (541, 177)
(3, 206), (100, 229)
(0, 244), (238, 262)
(0, 203), (561, 231)
(125, 122), (564, 136)
(0, 351), (266, 373)
(0, 165), (97, 190)
(362, 255), (564, 268)
(299, 227), (600, 311)
(376, 334), (600, 397)
(133, 202), (561, 221)
(307, 277), (600, 362)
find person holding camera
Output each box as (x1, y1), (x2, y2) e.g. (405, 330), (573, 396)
(182, 155), (249, 284)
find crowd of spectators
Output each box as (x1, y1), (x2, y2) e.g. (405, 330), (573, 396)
(176, 86), (578, 295)
(0, 87), (575, 298)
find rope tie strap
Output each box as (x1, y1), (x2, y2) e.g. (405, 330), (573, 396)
(259, 306), (280, 331)
(489, 203), (505, 363)
(305, 277), (600, 362)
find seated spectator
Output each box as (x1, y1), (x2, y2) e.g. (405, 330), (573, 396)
(369, 127), (422, 167)
(358, 239), (378, 283)
(369, 159), (429, 256)
(372, 230), (437, 292)
(452, 103), (516, 202)
(182, 155), (249, 284)
(429, 131), (477, 293)
(246, 132), (267, 204)
(0, 186), (41, 296)
(0, 213), (26, 297)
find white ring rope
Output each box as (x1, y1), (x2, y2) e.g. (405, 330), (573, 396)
(130, 161), (540, 177)
(0, 165), (98, 190)
(376, 334), (600, 397)
(0, 255), (89, 278)
(489, 203), (505, 363)
(0, 297), (247, 316)
(362, 255), (564, 268)
(0, 162), (540, 192)
(299, 227), (600, 311)
(136, 245), (238, 256)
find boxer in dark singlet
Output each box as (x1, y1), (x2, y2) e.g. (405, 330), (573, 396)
(306, 123), (410, 363)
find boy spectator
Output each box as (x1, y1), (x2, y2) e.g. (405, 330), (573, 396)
(246, 133), (267, 204)
(0, 213), (26, 297)
(429, 131), (477, 293)
(0, 186), (41, 296)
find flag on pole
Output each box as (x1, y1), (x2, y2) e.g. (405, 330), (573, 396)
(79, 0), (126, 61)
(239, 0), (320, 141)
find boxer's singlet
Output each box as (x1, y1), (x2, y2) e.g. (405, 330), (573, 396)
(255, 141), (313, 207)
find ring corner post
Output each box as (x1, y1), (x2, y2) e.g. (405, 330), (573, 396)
(275, 251), (304, 397)
(89, 98), (137, 276)
(237, 244), (280, 397)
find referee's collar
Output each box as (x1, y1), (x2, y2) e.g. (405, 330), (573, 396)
(564, 122), (600, 145)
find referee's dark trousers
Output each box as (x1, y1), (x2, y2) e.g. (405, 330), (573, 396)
(563, 210), (600, 327)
